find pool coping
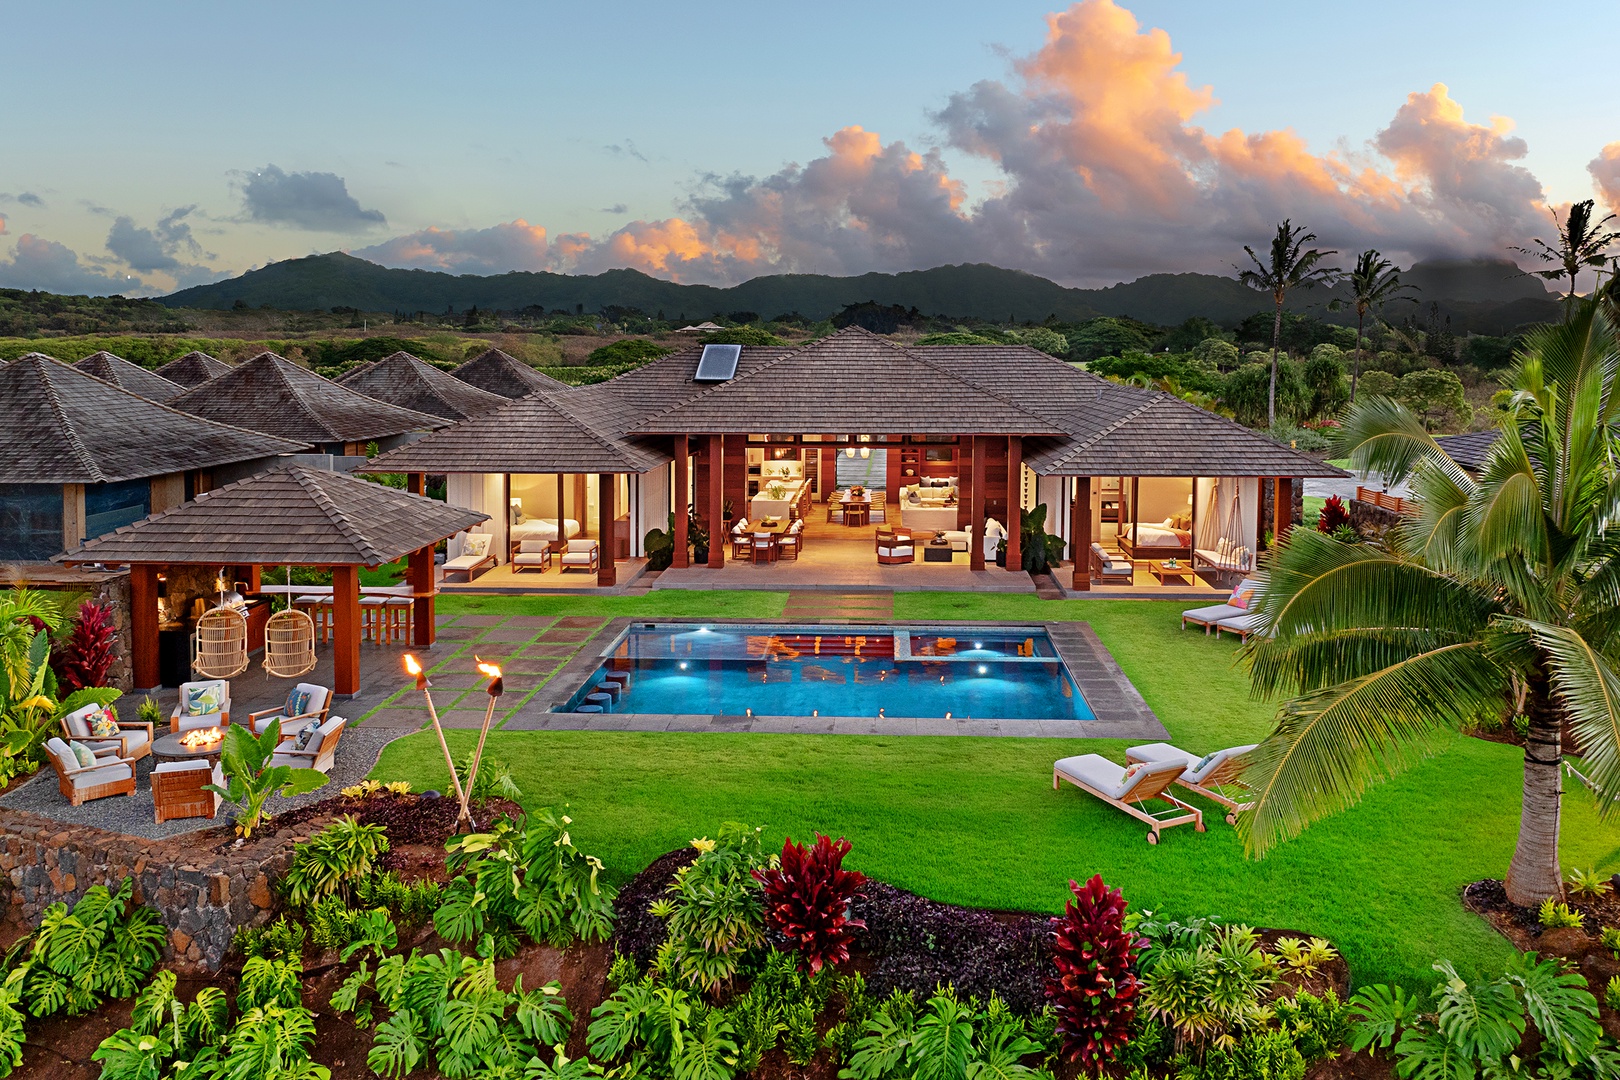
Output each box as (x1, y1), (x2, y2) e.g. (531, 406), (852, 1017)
(506, 617), (1167, 740)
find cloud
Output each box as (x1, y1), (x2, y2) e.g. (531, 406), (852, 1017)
(105, 207), (203, 271)
(0, 234), (135, 295)
(1590, 144), (1620, 216)
(0, 214), (6, 236)
(351, 219), (551, 274)
(0, 192), (43, 208)
(236, 164), (387, 231)
(600, 203), (629, 215)
(605, 140), (648, 163)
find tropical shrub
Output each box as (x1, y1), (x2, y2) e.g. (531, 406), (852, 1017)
(435, 808), (617, 957)
(0, 588), (119, 787)
(755, 833), (868, 974)
(840, 987), (1042, 1080)
(455, 750), (522, 802)
(1567, 867), (1613, 899)
(1269, 937), (1338, 977)
(354, 871), (442, 931)
(1139, 924), (1276, 1050)
(1349, 953), (1609, 1079)
(1271, 990), (1351, 1065)
(280, 815), (389, 908)
(1316, 495), (1350, 534)
(13, 877), (165, 1020)
(52, 600), (117, 695)
(1045, 875), (1142, 1071)
(206, 724), (326, 839)
(1539, 899), (1585, 929)
(650, 823), (770, 993)
(235, 914), (308, 962)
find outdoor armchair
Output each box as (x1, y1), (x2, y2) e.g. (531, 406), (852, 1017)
(60, 703), (152, 762)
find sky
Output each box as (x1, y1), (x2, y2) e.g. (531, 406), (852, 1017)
(3, 0), (1618, 296)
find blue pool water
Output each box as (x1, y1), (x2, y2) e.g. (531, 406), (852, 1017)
(559, 624), (1093, 721)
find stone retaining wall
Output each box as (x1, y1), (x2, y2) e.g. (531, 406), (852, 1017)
(1349, 497), (1403, 541)
(0, 807), (308, 973)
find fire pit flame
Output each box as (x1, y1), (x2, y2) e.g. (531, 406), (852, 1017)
(179, 727), (221, 750)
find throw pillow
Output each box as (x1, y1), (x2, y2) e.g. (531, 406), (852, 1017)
(69, 741), (98, 768)
(1194, 751), (1220, 774)
(293, 721), (321, 751)
(1121, 762), (1143, 781)
(284, 688), (311, 719)
(185, 683), (222, 716)
(1231, 590), (1254, 610)
(87, 708), (120, 738)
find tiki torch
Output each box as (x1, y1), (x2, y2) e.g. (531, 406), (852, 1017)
(403, 653), (467, 811)
(457, 657), (503, 831)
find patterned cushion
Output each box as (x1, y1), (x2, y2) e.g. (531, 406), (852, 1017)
(87, 708), (120, 738)
(1194, 751), (1220, 774)
(285, 688), (311, 718)
(293, 721), (321, 751)
(1230, 590), (1254, 610)
(69, 741), (98, 768)
(185, 683), (223, 716)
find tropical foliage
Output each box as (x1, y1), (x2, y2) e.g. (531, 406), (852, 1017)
(755, 833), (868, 974)
(650, 823), (771, 993)
(0, 588), (120, 787)
(1236, 220), (1339, 427)
(206, 724), (326, 839)
(1045, 875), (1141, 1070)
(1332, 249), (1417, 402)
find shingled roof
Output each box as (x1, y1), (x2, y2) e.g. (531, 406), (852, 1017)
(336, 351), (509, 421)
(154, 351), (232, 387)
(58, 466), (487, 567)
(452, 348), (570, 398)
(369, 389), (669, 474)
(0, 354), (300, 484)
(73, 350), (184, 401)
(1435, 430), (1498, 472)
(168, 351), (447, 447)
(630, 327), (1066, 436)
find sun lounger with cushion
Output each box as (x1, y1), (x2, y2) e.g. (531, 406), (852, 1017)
(1052, 754), (1204, 843)
(1181, 579), (1263, 633)
(1125, 742), (1258, 824)
(1215, 612), (1268, 642)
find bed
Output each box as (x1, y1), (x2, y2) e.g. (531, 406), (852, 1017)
(511, 518), (582, 544)
(1117, 521), (1192, 561)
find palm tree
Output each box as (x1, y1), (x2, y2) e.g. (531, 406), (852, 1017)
(1514, 199), (1620, 318)
(1236, 297), (1620, 905)
(1333, 250), (1417, 403)
(1237, 221), (1339, 427)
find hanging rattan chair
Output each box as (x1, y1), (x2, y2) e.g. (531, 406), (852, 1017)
(192, 606), (249, 680)
(262, 606), (317, 679)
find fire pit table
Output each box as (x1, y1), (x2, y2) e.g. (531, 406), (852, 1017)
(152, 728), (226, 765)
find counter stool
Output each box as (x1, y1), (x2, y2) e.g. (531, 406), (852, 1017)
(294, 596), (332, 644)
(384, 597), (415, 644)
(359, 596), (389, 643)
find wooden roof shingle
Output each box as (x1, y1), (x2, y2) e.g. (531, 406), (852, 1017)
(168, 351), (447, 446)
(0, 354), (300, 484)
(154, 351), (233, 387)
(1435, 430), (1498, 472)
(336, 351), (509, 421)
(58, 465), (487, 566)
(452, 348), (571, 398)
(73, 351), (185, 401)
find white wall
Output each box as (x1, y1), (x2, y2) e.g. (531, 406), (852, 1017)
(1036, 474), (1066, 544)
(636, 464), (671, 557)
(1136, 477), (1194, 526)
(446, 472), (507, 563)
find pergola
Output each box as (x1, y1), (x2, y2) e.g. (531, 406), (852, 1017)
(57, 466), (487, 696)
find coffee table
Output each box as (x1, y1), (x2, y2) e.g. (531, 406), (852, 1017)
(922, 536), (955, 563)
(1149, 560), (1196, 586)
(152, 730), (225, 765)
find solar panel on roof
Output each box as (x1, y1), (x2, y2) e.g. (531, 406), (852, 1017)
(693, 343), (742, 382)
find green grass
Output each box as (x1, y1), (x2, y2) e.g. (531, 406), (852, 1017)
(372, 591), (1620, 990)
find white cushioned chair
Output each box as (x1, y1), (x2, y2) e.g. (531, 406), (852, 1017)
(513, 538), (553, 573)
(247, 682), (331, 737)
(45, 737), (136, 806)
(559, 539), (600, 573)
(170, 680), (231, 733)
(1090, 543), (1134, 584)
(60, 703), (152, 762)
(270, 715), (346, 775)
(875, 529), (914, 565)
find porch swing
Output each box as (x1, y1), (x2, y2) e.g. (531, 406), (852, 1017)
(1199, 479), (1253, 579)
(192, 607), (249, 680)
(262, 567), (316, 679)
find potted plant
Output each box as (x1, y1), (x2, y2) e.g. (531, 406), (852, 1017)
(765, 482), (787, 501)
(721, 498), (735, 523)
(689, 510), (711, 564)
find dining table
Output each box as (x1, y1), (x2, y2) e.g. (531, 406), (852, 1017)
(841, 496), (870, 527)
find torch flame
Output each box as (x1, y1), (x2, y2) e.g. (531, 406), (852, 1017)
(403, 654), (422, 676)
(476, 658), (503, 679)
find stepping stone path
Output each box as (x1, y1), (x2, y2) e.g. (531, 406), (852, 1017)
(780, 590), (895, 622)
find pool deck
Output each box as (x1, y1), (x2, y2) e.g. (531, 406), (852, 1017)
(508, 617), (1167, 740)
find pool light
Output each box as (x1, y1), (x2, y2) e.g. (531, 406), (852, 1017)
(977, 664), (988, 675)
(679, 661), (688, 670)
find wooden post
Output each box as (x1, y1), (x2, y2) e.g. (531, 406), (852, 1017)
(707, 434), (724, 568)
(1275, 477), (1293, 543)
(970, 436), (987, 571)
(130, 564), (160, 690)
(1006, 436), (1022, 572)
(555, 474), (566, 552)
(407, 472), (424, 496)
(673, 436), (689, 568)
(1072, 477), (1091, 592)
(408, 545), (435, 648)
(62, 484), (85, 553)
(331, 564), (361, 697)
(597, 473), (617, 587)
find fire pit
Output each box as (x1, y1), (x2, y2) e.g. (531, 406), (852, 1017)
(153, 728), (227, 763)
(179, 727), (222, 751)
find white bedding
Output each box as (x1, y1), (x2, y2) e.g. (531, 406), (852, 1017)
(512, 518), (581, 543)
(1130, 523), (1188, 547)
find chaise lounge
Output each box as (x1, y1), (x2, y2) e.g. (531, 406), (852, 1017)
(1052, 754), (1204, 843)
(1181, 579), (1262, 633)
(1125, 742), (1258, 825)
(443, 532), (495, 582)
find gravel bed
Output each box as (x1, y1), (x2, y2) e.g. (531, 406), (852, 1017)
(0, 726), (408, 841)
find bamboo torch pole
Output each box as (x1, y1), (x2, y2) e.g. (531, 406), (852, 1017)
(404, 653), (467, 812)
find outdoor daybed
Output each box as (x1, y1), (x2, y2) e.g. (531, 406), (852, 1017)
(1053, 753), (1204, 843)
(1125, 742), (1258, 825)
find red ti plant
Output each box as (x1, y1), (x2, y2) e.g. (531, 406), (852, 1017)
(55, 601), (118, 694)
(1317, 494), (1351, 534)
(754, 833), (867, 973)
(1045, 875), (1142, 1073)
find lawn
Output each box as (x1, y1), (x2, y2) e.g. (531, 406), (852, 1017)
(371, 591), (1620, 991)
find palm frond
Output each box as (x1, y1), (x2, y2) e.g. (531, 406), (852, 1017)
(1335, 395), (1450, 485)
(1238, 642), (1508, 856)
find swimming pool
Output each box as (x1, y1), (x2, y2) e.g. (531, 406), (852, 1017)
(557, 624), (1094, 721)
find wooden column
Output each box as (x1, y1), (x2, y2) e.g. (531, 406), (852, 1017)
(408, 545), (435, 648)
(62, 484), (85, 553)
(130, 564), (160, 690)
(969, 436), (987, 571)
(597, 473), (617, 587)
(707, 434), (724, 568)
(407, 472), (423, 495)
(1006, 436), (1022, 572)
(673, 436), (689, 568)
(555, 474), (566, 551)
(1072, 477), (1091, 592)
(1275, 477), (1293, 543)
(331, 564), (361, 697)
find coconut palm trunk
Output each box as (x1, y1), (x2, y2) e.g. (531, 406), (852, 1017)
(1505, 678), (1565, 904)
(1268, 302), (1283, 427)
(1351, 310), (1365, 404)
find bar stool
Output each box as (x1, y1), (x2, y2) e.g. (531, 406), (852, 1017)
(359, 595), (389, 644)
(595, 681), (622, 701)
(384, 597), (414, 644)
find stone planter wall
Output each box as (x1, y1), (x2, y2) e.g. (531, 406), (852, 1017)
(1349, 497), (1403, 541)
(0, 807), (307, 973)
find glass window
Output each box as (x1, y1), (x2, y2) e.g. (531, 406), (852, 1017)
(83, 479), (151, 543)
(0, 485), (64, 561)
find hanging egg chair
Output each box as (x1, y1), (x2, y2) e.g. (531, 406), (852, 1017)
(263, 606), (317, 678)
(192, 606), (249, 680)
